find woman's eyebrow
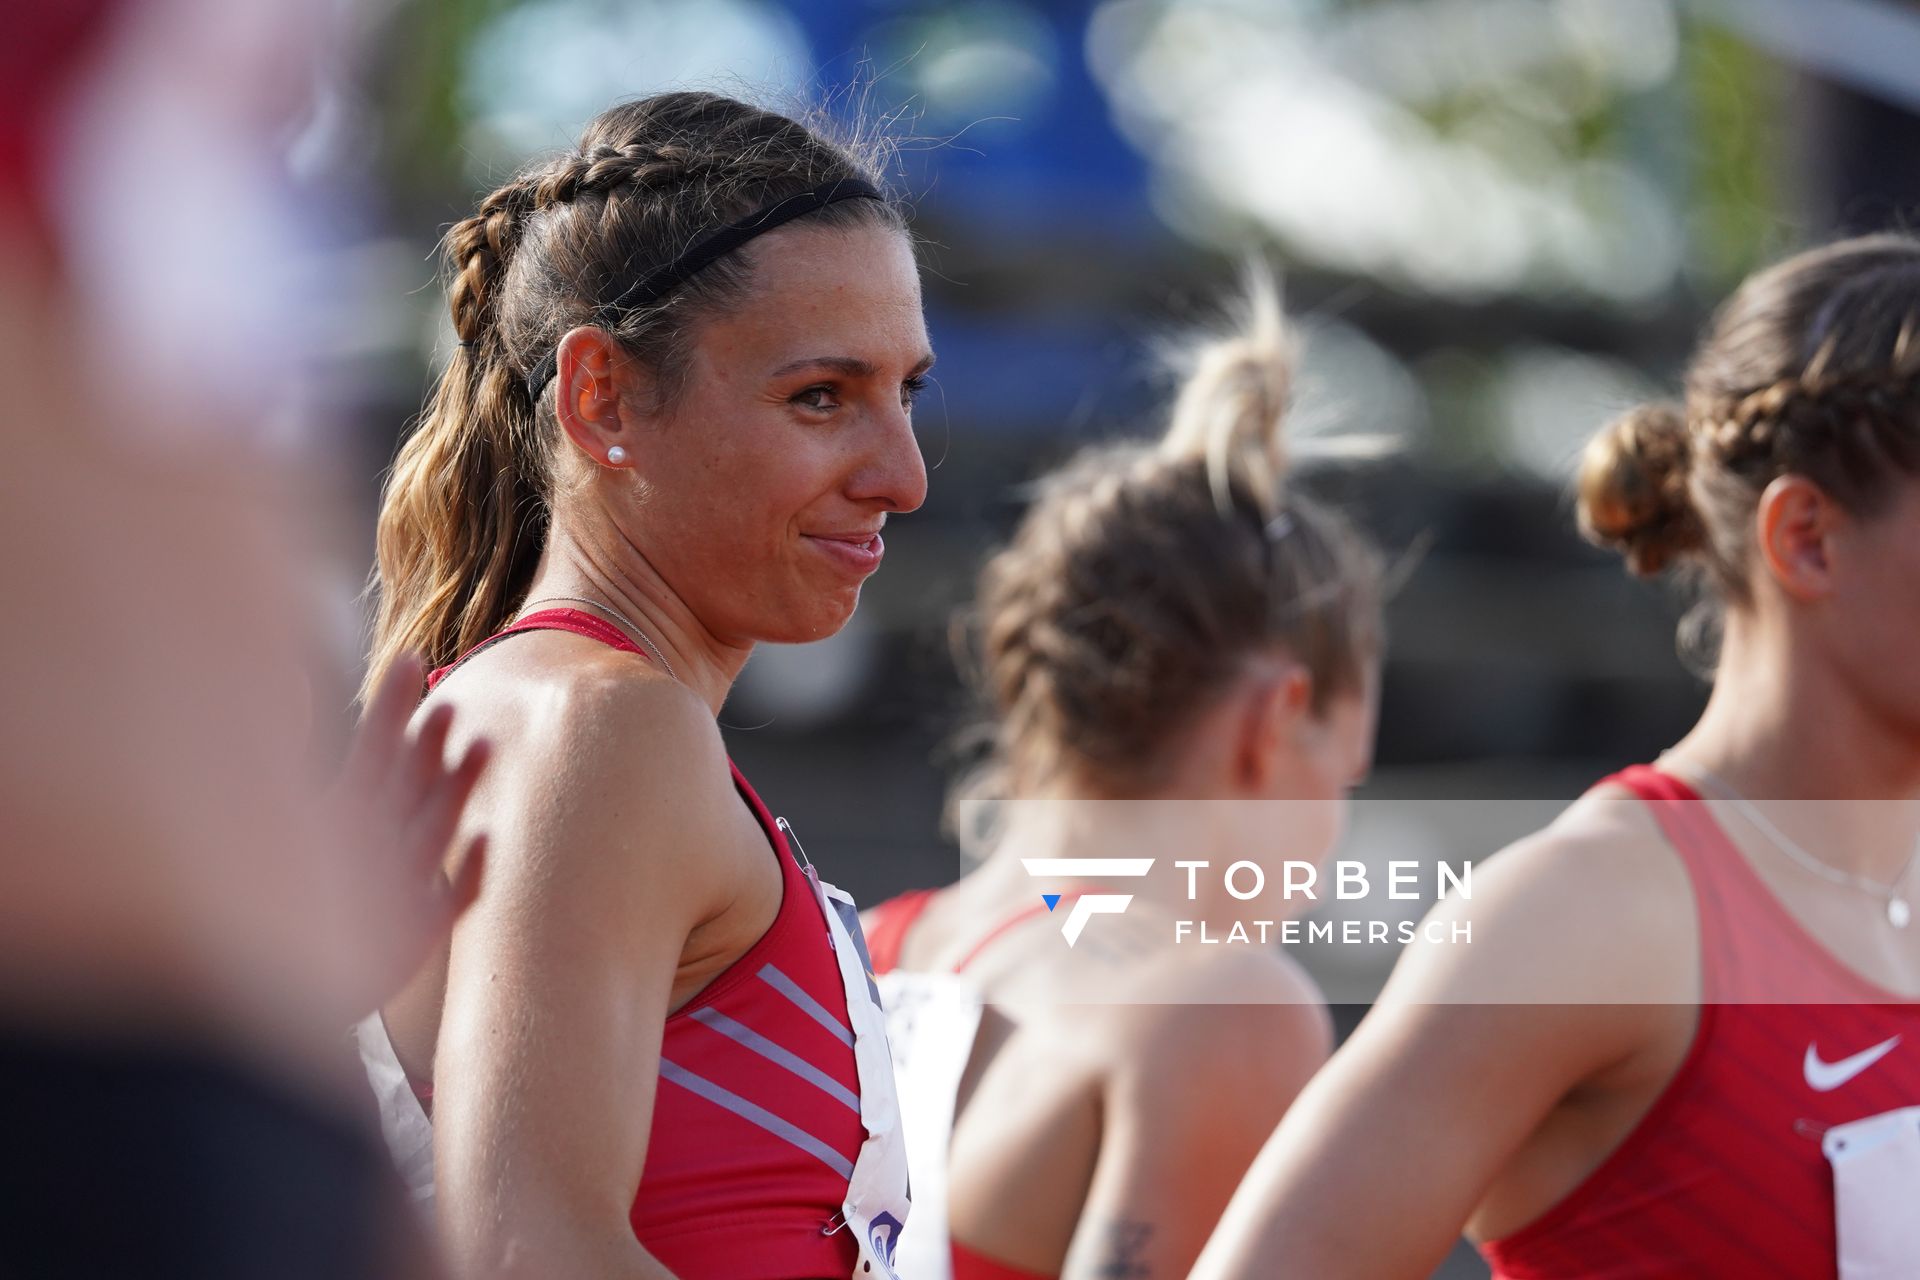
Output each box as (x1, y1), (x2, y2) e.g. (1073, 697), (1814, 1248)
(771, 355), (876, 378)
(771, 351), (937, 378)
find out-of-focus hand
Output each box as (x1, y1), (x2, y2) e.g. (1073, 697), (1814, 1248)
(324, 653), (488, 1017)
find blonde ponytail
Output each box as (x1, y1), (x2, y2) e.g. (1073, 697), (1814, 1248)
(1161, 264), (1295, 519)
(362, 180), (554, 703)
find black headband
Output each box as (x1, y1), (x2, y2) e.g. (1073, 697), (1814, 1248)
(523, 177), (886, 399)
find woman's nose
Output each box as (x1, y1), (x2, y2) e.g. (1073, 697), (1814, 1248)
(853, 403), (928, 514)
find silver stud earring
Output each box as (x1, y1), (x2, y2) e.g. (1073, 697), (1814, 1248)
(606, 446), (628, 466)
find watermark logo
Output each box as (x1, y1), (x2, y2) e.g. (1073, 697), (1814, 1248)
(1020, 858), (1155, 945)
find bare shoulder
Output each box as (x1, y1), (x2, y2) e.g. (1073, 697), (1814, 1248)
(440, 633), (738, 926)
(1464, 781), (1694, 935)
(1387, 780), (1697, 1008)
(1111, 946), (1331, 1089)
(1176, 936), (1327, 1007)
(989, 900), (1331, 1077)
(446, 633), (726, 801)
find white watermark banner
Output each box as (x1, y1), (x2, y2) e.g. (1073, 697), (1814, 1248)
(935, 794), (1920, 1006)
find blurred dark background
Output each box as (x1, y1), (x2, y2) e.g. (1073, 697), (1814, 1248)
(307, 5), (1920, 1272)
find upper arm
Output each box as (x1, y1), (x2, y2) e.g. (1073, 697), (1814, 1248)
(1059, 961), (1333, 1280)
(431, 676), (728, 1272)
(1191, 804), (1696, 1280)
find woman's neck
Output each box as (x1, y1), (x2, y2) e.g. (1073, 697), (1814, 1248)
(1663, 609), (1920, 880)
(1671, 611), (1920, 799)
(520, 520), (747, 716)
(974, 781), (1249, 925)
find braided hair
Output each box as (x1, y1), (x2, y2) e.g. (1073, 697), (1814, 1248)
(1579, 234), (1920, 619)
(366, 93), (904, 697)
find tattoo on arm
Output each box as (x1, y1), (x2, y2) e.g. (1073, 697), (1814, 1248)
(1095, 1219), (1154, 1280)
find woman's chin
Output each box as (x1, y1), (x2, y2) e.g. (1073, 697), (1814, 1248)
(758, 588), (863, 646)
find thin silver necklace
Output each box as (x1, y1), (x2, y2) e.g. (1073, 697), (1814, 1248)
(1671, 759), (1920, 929)
(518, 594), (677, 682)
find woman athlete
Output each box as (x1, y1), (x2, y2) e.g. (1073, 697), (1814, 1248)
(362, 93), (931, 1279)
(862, 276), (1383, 1280)
(1194, 234), (1920, 1280)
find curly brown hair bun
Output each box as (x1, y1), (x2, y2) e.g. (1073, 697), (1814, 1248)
(1577, 401), (1703, 577)
(1576, 233), (1920, 606)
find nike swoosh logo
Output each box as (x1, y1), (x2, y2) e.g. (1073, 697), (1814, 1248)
(1804, 1035), (1902, 1092)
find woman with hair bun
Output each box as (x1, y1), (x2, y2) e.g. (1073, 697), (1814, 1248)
(861, 272), (1384, 1280)
(1195, 234), (1920, 1280)
(363, 92), (932, 1279)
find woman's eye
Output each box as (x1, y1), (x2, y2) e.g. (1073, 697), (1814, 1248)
(902, 375), (929, 408)
(793, 385), (839, 411)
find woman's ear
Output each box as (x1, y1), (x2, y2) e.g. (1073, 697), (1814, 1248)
(549, 326), (656, 467)
(1755, 473), (1838, 603)
(1233, 663), (1312, 794)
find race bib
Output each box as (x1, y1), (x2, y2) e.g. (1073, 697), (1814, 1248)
(877, 971), (984, 1280)
(1824, 1105), (1920, 1279)
(785, 817), (915, 1280)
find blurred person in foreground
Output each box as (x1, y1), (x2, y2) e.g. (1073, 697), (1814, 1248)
(1, 2), (487, 1276)
(359, 92), (928, 1279)
(1194, 235), (1920, 1280)
(861, 273), (1380, 1280)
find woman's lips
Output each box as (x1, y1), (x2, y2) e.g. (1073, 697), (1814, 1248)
(802, 530), (886, 577)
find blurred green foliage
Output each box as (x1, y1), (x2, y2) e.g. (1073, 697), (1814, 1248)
(1685, 21), (1793, 284)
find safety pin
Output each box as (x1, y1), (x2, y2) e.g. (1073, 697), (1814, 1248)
(776, 815), (816, 870)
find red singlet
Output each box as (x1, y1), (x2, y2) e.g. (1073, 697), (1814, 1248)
(864, 889), (937, 980)
(429, 609), (866, 1278)
(868, 888), (1056, 1280)
(867, 889), (1077, 980)
(1481, 764), (1920, 1280)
